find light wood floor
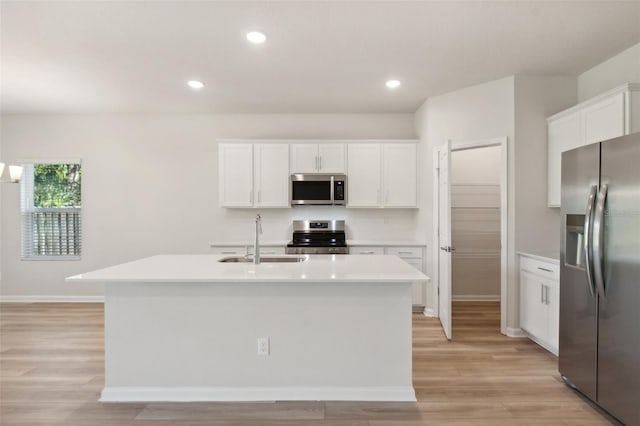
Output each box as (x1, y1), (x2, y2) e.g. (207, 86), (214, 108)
(0, 302), (617, 425)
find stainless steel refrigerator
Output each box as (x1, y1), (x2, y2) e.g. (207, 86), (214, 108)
(560, 132), (640, 425)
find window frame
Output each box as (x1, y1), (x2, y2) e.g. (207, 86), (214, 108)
(19, 159), (83, 261)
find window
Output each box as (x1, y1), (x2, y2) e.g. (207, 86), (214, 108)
(20, 162), (82, 259)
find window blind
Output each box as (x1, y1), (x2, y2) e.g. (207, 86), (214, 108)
(20, 163), (82, 260)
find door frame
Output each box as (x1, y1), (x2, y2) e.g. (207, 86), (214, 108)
(432, 137), (508, 336)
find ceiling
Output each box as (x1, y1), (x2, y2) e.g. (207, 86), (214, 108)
(1, 1), (639, 114)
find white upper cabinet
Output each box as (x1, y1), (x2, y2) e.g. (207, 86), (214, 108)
(547, 112), (581, 208)
(582, 92), (625, 145)
(383, 144), (417, 207)
(254, 144), (290, 207)
(547, 84), (639, 207)
(290, 143), (345, 173)
(219, 143), (289, 208)
(347, 144), (382, 207)
(347, 143), (418, 208)
(219, 144), (253, 208)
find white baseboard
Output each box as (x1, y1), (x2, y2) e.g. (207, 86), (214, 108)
(100, 386), (417, 402)
(452, 295), (500, 302)
(423, 308), (437, 317)
(506, 327), (526, 338)
(0, 295), (104, 303)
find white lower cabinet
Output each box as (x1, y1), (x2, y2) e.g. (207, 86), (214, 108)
(519, 255), (560, 355)
(351, 245), (425, 308)
(210, 245), (285, 256)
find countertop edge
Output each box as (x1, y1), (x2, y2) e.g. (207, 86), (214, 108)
(517, 251), (560, 265)
(209, 240), (427, 247)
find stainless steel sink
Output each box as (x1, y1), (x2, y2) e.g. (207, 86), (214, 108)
(218, 256), (307, 263)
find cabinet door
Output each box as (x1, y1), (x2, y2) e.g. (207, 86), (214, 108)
(520, 270), (546, 339)
(547, 112), (581, 207)
(350, 246), (384, 255)
(347, 144), (381, 207)
(403, 258), (424, 306)
(290, 144), (318, 173)
(254, 144), (290, 207)
(318, 144), (345, 173)
(383, 144), (417, 207)
(582, 92), (625, 145)
(219, 144), (253, 207)
(545, 280), (560, 355)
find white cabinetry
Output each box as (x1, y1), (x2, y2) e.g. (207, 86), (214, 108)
(218, 144), (253, 208)
(210, 245), (285, 256)
(218, 143), (289, 208)
(254, 144), (290, 207)
(290, 143), (345, 173)
(519, 255), (560, 355)
(351, 245), (425, 308)
(347, 143), (417, 208)
(547, 84), (639, 207)
(346, 145), (382, 207)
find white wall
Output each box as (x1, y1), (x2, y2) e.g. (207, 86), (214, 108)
(415, 75), (576, 330)
(578, 42), (640, 102)
(414, 76), (515, 321)
(451, 146), (501, 185)
(0, 113), (415, 299)
(514, 75), (576, 254)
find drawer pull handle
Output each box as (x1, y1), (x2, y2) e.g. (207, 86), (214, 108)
(398, 251), (412, 255)
(361, 251), (375, 254)
(538, 267), (553, 273)
(221, 251), (236, 254)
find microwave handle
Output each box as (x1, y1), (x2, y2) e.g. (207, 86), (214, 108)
(330, 175), (334, 204)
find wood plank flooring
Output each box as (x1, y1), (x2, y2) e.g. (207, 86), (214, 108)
(0, 302), (617, 425)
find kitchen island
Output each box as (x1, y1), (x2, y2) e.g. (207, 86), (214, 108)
(67, 254), (428, 402)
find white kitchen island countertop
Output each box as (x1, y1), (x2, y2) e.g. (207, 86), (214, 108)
(67, 254), (429, 284)
(68, 254), (424, 403)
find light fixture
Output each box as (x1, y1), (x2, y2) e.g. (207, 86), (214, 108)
(187, 80), (205, 90)
(385, 79), (401, 89)
(0, 162), (24, 183)
(246, 31), (266, 44)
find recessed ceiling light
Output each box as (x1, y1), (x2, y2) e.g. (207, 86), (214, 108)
(187, 80), (204, 90)
(385, 80), (401, 89)
(246, 31), (266, 44)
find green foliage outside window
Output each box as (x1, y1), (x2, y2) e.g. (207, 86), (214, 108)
(34, 164), (81, 208)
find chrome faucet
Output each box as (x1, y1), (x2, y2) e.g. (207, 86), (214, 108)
(253, 214), (262, 264)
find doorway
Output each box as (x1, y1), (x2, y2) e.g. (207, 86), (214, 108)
(450, 145), (502, 336)
(433, 138), (508, 339)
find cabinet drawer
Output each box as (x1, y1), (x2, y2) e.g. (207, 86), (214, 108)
(350, 246), (384, 255)
(253, 246), (285, 255)
(210, 246), (245, 255)
(386, 246), (423, 258)
(520, 256), (559, 280)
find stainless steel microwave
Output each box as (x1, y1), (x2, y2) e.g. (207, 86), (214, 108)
(291, 174), (347, 205)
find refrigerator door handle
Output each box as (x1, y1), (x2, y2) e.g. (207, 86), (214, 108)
(592, 184), (608, 300)
(583, 185), (597, 297)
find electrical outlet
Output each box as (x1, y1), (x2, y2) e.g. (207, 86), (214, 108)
(257, 337), (269, 356)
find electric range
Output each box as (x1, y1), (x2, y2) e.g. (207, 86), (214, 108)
(285, 220), (349, 255)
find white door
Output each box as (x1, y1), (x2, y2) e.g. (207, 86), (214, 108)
(317, 144), (346, 173)
(254, 144), (290, 207)
(290, 144), (318, 173)
(437, 141), (453, 339)
(218, 144), (253, 207)
(383, 144), (417, 207)
(347, 144), (381, 207)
